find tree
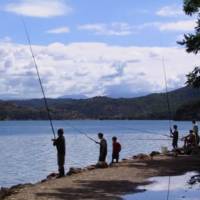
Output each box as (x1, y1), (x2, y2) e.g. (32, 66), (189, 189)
(178, 0), (200, 87)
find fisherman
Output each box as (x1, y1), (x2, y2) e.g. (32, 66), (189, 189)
(192, 120), (199, 146)
(96, 133), (107, 162)
(182, 130), (196, 149)
(52, 128), (66, 177)
(170, 125), (179, 149)
(111, 136), (121, 163)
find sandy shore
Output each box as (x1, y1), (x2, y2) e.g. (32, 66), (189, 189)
(3, 154), (200, 200)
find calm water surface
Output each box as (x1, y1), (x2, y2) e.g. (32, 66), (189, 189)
(0, 120), (196, 187)
(123, 172), (200, 200)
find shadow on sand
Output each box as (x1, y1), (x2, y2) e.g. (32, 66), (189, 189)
(36, 155), (200, 200)
(36, 180), (151, 200)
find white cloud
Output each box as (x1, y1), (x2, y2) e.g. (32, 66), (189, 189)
(78, 23), (134, 36)
(159, 20), (196, 31)
(139, 20), (195, 32)
(0, 41), (199, 99)
(79, 19), (196, 36)
(46, 26), (70, 34)
(156, 5), (184, 17)
(4, 0), (73, 18)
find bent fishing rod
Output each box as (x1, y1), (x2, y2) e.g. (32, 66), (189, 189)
(21, 18), (56, 139)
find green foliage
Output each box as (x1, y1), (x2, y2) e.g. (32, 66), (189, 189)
(186, 67), (200, 87)
(179, 0), (200, 54)
(178, 33), (200, 54)
(183, 0), (200, 15)
(179, 0), (200, 88)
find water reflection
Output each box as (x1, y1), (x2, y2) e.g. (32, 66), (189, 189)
(123, 172), (200, 200)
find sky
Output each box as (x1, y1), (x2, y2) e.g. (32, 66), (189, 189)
(0, 0), (199, 99)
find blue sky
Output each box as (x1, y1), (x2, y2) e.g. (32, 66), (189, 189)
(0, 0), (191, 46)
(0, 0), (199, 99)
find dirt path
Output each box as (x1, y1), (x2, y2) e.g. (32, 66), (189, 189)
(5, 155), (200, 200)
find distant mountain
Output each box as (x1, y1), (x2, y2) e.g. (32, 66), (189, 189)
(59, 94), (87, 99)
(0, 86), (199, 120)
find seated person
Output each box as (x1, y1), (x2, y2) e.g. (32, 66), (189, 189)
(182, 130), (196, 148)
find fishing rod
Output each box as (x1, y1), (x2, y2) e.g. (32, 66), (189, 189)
(162, 57), (172, 200)
(21, 17), (56, 139)
(117, 125), (171, 138)
(132, 138), (170, 141)
(66, 122), (173, 141)
(162, 57), (172, 131)
(21, 17), (96, 143)
(63, 121), (98, 143)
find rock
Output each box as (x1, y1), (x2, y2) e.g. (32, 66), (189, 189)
(149, 151), (160, 157)
(188, 175), (200, 185)
(0, 187), (10, 199)
(133, 154), (150, 160)
(85, 165), (96, 171)
(0, 183), (32, 199)
(95, 162), (108, 168)
(46, 172), (58, 180)
(67, 167), (82, 176)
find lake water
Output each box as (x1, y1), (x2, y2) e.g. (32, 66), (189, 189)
(123, 172), (200, 200)
(0, 120), (196, 187)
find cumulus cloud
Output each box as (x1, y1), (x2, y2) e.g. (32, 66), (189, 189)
(46, 26), (70, 34)
(156, 5), (184, 17)
(0, 41), (199, 99)
(78, 23), (134, 36)
(79, 19), (196, 36)
(158, 20), (196, 31)
(139, 20), (195, 32)
(4, 0), (73, 18)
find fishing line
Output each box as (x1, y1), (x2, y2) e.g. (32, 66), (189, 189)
(21, 17), (56, 139)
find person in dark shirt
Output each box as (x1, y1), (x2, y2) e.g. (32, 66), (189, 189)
(170, 125), (179, 149)
(96, 133), (107, 162)
(52, 128), (66, 177)
(111, 136), (121, 163)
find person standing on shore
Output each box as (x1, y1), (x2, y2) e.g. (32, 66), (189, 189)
(111, 136), (121, 163)
(192, 120), (199, 146)
(170, 125), (179, 149)
(52, 128), (66, 177)
(96, 133), (107, 163)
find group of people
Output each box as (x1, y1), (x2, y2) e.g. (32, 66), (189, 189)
(52, 130), (121, 177)
(170, 120), (200, 150)
(52, 120), (200, 178)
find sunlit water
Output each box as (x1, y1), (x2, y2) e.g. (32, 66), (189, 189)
(0, 120), (196, 187)
(123, 172), (200, 200)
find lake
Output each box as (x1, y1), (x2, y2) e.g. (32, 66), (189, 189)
(0, 120), (195, 187)
(123, 172), (200, 200)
